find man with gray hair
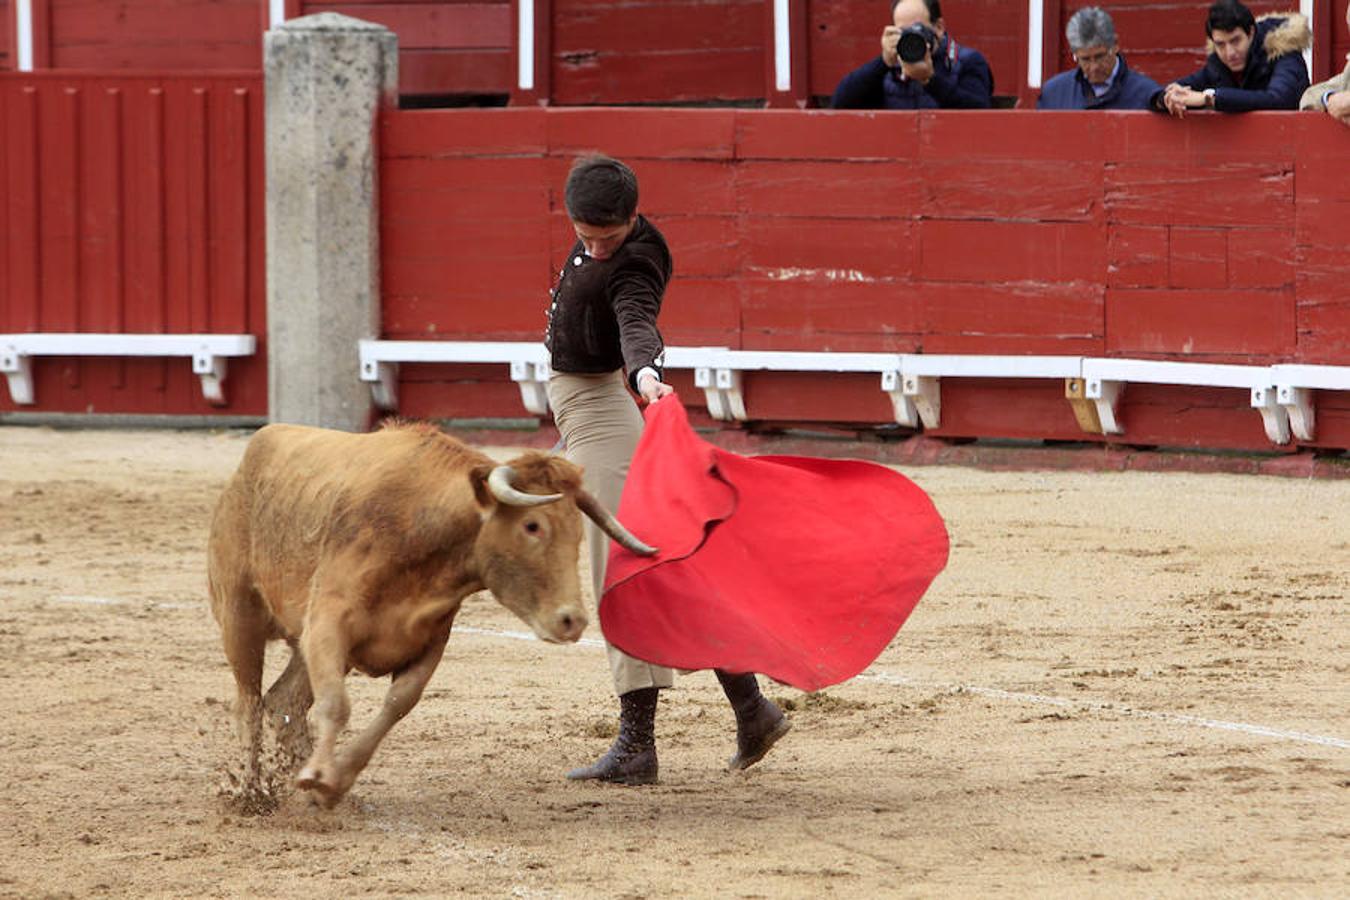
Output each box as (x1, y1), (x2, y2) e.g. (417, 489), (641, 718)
(1037, 6), (1161, 109)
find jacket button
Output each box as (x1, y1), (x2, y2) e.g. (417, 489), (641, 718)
(573, 256), (583, 266)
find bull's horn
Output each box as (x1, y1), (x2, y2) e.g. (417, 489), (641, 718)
(576, 490), (658, 557)
(487, 465), (563, 507)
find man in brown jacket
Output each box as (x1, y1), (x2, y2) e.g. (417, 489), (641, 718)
(545, 155), (790, 786)
(1299, 4), (1350, 125)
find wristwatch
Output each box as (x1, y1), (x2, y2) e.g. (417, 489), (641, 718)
(1324, 90), (1338, 111)
(1203, 88), (1216, 109)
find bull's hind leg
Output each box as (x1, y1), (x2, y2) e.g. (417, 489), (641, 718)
(332, 628), (451, 795)
(261, 641), (314, 773)
(213, 583), (271, 810)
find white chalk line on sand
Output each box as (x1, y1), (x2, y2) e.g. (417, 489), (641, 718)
(44, 596), (1349, 751)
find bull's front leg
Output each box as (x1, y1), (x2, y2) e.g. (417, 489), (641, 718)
(331, 628), (451, 795)
(295, 609), (352, 807)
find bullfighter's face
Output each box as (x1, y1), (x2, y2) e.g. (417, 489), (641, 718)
(572, 216), (636, 261)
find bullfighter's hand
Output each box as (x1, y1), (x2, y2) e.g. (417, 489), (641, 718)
(1326, 91), (1350, 125)
(637, 372), (674, 404)
(900, 48), (934, 85)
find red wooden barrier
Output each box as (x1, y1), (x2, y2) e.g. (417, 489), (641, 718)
(305, 1), (512, 97)
(379, 106), (1350, 450)
(1, 1), (11, 72)
(0, 72), (267, 415)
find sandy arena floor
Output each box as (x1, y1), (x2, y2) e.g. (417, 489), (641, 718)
(0, 424), (1347, 898)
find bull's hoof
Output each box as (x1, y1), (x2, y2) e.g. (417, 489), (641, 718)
(295, 765), (345, 808)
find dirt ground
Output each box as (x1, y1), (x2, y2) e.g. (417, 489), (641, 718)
(0, 424), (1347, 899)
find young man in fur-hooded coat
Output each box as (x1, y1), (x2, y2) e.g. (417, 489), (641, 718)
(1153, 1), (1310, 115)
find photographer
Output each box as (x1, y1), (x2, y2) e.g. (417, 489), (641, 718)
(830, 0), (993, 110)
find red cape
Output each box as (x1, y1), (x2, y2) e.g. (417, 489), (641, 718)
(601, 396), (949, 692)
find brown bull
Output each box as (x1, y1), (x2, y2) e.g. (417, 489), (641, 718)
(208, 422), (653, 809)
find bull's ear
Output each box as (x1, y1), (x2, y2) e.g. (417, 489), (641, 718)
(468, 464), (494, 509)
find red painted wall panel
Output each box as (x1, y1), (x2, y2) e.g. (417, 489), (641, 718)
(379, 107), (1350, 452)
(304, 1), (512, 96)
(549, 0), (763, 104)
(0, 73), (266, 415)
(1, 1), (11, 71)
(48, 0), (263, 70)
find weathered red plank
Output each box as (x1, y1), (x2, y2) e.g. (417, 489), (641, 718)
(49, 0), (262, 70)
(1227, 227), (1294, 290)
(382, 109), (546, 159)
(741, 279), (924, 349)
(1108, 224), (1168, 288)
(920, 220), (1106, 284)
(745, 217), (917, 282)
(1167, 226), (1227, 290)
(656, 216), (740, 278)
(740, 371), (896, 424)
(399, 49), (513, 96)
(1106, 288), (1296, 356)
(40, 85), (80, 332)
(922, 110), (1109, 162)
(545, 108), (737, 159)
(632, 160), (736, 216)
(922, 160), (1103, 222)
(5, 86), (41, 331)
(925, 380), (1087, 441)
(1105, 162), (1292, 228)
(921, 281), (1105, 340)
(79, 85), (123, 332)
(661, 277), (742, 348)
(552, 48), (763, 104)
(306, 3), (510, 50)
(735, 109), (920, 161)
(736, 160), (922, 219)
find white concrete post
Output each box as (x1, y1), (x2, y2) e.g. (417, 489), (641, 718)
(264, 13), (397, 430)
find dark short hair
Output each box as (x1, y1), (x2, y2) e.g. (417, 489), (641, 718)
(1206, 0), (1255, 36)
(891, 0), (941, 22)
(564, 155), (638, 226)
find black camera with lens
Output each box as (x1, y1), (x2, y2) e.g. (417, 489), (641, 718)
(897, 23), (938, 64)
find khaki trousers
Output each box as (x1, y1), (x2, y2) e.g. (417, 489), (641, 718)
(547, 370), (676, 696)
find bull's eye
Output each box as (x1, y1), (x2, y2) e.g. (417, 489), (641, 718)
(524, 520), (541, 535)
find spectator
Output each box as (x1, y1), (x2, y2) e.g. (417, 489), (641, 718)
(1299, 3), (1350, 126)
(1038, 7), (1161, 109)
(1153, 0), (1310, 117)
(830, 0), (993, 109)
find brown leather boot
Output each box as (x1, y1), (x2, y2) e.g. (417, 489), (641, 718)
(566, 687), (659, 785)
(716, 670), (791, 771)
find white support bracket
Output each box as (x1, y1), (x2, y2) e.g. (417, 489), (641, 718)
(509, 359), (551, 416)
(1270, 364), (1350, 442)
(1082, 358), (1289, 445)
(1, 333), (256, 407)
(902, 374), (941, 429)
(898, 355), (1085, 432)
(880, 370), (918, 427)
(359, 340), (552, 415)
(1085, 378), (1125, 434)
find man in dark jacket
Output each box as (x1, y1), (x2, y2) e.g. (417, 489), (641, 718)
(1154, 0), (1310, 116)
(1038, 7), (1160, 110)
(830, 0), (993, 109)
(546, 155), (790, 786)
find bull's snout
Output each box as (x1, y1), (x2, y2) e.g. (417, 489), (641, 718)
(537, 605), (588, 644)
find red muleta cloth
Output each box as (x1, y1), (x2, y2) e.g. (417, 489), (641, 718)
(601, 396), (950, 692)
